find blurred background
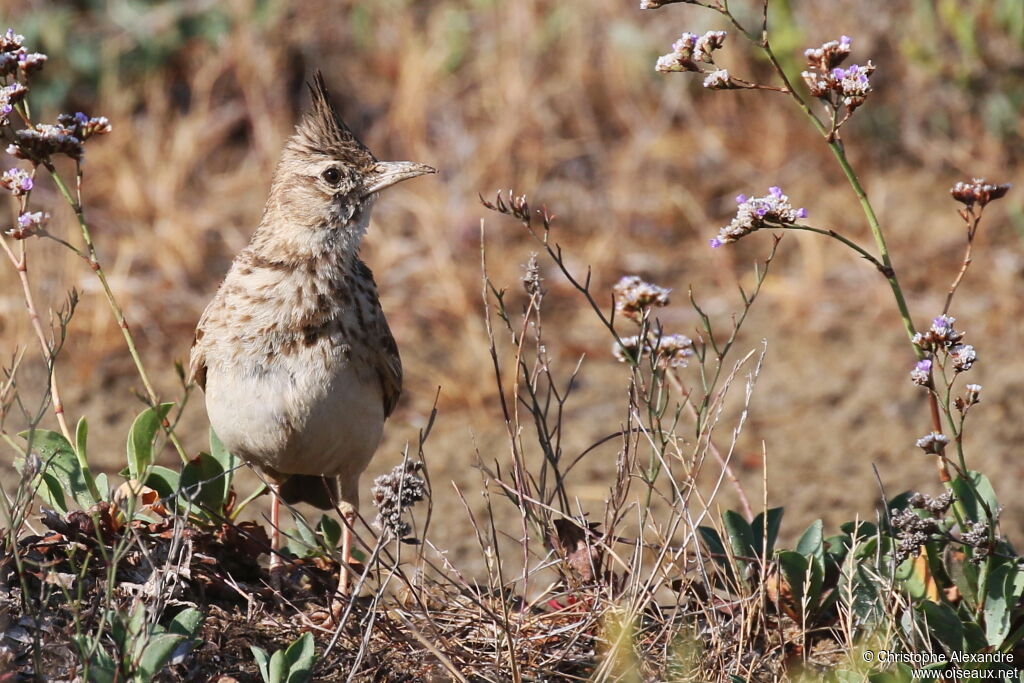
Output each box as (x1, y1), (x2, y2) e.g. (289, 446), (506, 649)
(1, 0), (1022, 561)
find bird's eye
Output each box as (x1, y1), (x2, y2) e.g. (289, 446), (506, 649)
(321, 167), (341, 185)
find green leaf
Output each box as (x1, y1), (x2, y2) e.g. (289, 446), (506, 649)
(21, 429), (96, 508)
(283, 632), (315, 683)
(180, 452), (229, 514)
(251, 645), (271, 683)
(318, 515), (341, 551)
(94, 473), (109, 502)
(919, 601), (971, 652)
(143, 466), (180, 500)
(751, 507), (784, 558)
(796, 519), (825, 566)
(698, 525), (734, 580)
(777, 549), (825, 618)
(137, 633), (185, 680)
(268, 648), (286, 683)
(777, 550), (808, 606)
(75, 416), (88, 464)
(951, 471), (1000, 524)
(722, 510), (756, 574)
(984, 561), (1024, 647)
(208, 427), (237, 489)
(168, 607), (202, 638)
(126, 403), (174, 481)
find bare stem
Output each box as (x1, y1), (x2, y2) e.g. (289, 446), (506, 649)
(942, 212), (981, 315)
(667, 371), (753, 518)
(0, 237), (100, 499)
(44, 163), (189, 464)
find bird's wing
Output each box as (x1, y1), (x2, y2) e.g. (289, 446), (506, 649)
(357, 260), (403, 417)
(188, 298), (216, 392)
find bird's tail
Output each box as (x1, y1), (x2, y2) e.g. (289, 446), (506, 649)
(278, 474), (340, 510)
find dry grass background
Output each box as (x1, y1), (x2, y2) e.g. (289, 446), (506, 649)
(1, 0), (1023, 567)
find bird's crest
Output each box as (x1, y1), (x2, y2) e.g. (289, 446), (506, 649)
(289, 71), (376, 168)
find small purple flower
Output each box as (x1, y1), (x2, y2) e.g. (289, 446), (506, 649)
(710, 186), (806, 247)
(8, 210), (48, 239)
(1, 167), (32, 195)
(910, 358), (932, 387)
(931, 315), (954, 334)
(709, 238), (723, 248)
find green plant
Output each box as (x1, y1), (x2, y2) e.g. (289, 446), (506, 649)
(75, 605), (202, 682)
(251, 632), (316, 683)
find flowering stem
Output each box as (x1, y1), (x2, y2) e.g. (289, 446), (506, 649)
(44, 163), (189, 465)
(734, 19), (957, 485)
(782, 223), (884, 271)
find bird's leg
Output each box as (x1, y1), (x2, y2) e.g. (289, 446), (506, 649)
(338, 503), (356, 596)
(331, 503), (357, 620)
(269, 483), (283, 589)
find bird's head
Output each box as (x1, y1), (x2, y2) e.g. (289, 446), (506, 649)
(258, 72), (435, 261)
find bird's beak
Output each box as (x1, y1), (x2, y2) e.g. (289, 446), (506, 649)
(362, 161), (436, 196)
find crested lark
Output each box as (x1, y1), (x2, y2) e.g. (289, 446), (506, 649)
(189, 73), (434, 594)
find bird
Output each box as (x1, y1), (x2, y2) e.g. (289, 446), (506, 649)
(189, 71), (434, 596)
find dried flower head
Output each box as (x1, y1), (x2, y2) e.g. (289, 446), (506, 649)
(804, 36), (852, 70)
(908, 490), (954, 516)
(702, 69), (733, 90)
(949, 344), (977, 372)
(371, 461), (427, 539)
(640, 0), (696, 8)
(964, 384), (982, 404)
(802, 36), (875, 113)
(0, 167), (32, 195)
(656, 30), (727, 73)
(909, 358), (932, 387)
(521, 253), (543, 298)
(950, 178), (1011, 208)
(613, 275), (670, 321)
(890, 506), (940, 564)
(912, 314), (964, 351)
(612, 331), (693, 369)
(710, 187), (806, 247)
(0, 82), (27, 125)
(17, 52), (46, 76)
(915, 431), (949, 455)
(6, 210), (48, 239)
(58, 112), (112, 141)
(0, 29), (25, 54)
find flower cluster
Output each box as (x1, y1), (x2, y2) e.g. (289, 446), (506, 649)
(909, 358), (932, 387)
(6, 113), (111, 163)
(908, 490), (955, 516)
(0, 167), (32, 195)
(801, 36), (875, 113)
(890, 505), (941, 564)
(0, 82), (27, 126)
(709, 187), (807, 248)
(371, 461), (427, 539)
(655, 31), (733, 88)
(0, 29), (45, 78)
(6, 210), (48, 240)
(950, 178), (1011, 209)
(961, 520), (992, 564)
(613, 275), (670, 321)
(915, 431), (949, 455)
(613, 332), (693, 369)
(911, 315), (977, 381)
